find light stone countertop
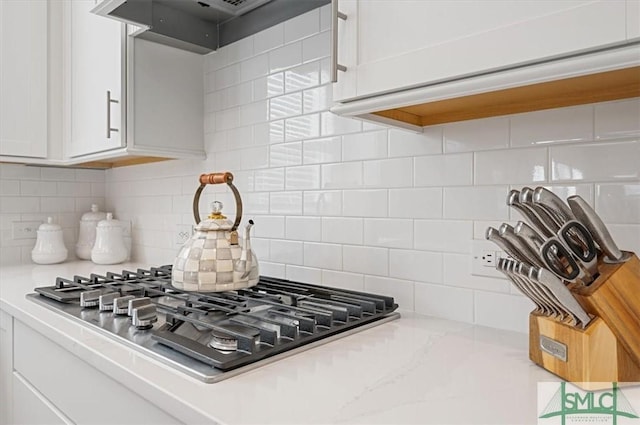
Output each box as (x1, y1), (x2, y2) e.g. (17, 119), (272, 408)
(0, 261), (560, 424)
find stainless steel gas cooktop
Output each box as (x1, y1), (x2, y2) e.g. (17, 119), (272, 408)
(27, 266), (400, 383)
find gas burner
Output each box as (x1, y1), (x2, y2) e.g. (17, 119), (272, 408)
(208, 330), (238, 351)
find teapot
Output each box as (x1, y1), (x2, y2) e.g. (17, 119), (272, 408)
(172, 172), (259, 292)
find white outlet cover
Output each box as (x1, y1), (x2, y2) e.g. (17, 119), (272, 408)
(471, 239), (508, 279)
(12, 221), (42, 239)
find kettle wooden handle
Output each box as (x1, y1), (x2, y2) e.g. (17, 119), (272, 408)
(193, 172), (243, 233)
(199, 172), (233, 185)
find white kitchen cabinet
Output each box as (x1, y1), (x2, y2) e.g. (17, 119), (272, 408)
(333, 0), (633, 102)
(64, 1), (205, 165)
(0, 0), (48, 158)
(10, 318), (181, 424)
(0, 310), (14, 425)
(67, 0), (124, 157)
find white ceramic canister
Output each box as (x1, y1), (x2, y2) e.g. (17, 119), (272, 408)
(76, 204), (107, 260)
(91, 213), (128, 265)
(31, 217), (68, 264)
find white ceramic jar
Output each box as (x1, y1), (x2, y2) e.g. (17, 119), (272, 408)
(31, 217), (68, 264)
(91, 213), (128, 265)
(76, 204), (107, 260)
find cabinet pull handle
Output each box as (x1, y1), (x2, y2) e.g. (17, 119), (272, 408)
(106, 90), (119, 139)
(331, 0), (347, 83)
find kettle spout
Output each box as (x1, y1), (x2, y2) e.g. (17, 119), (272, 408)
(235, 220), (255, 281)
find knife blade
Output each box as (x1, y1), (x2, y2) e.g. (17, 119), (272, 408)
(533, 267), (592, 328)
(566, 195), (629, 263)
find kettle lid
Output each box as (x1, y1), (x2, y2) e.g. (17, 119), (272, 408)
(195, 201), (233, 231)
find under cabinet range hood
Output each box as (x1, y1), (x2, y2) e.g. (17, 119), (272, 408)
(93, 0), (329, 54)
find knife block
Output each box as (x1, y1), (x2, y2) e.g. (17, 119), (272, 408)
(529, 251), (640, 390)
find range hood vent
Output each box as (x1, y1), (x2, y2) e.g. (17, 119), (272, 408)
(93, 0), (329, 54)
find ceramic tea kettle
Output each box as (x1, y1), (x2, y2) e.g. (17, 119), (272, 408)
(172, 172), (259, 292)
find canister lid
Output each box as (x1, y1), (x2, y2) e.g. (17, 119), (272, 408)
(97, 213), (122, 228)
(81, 204), (108, 222)
(38, 217), (62, 232)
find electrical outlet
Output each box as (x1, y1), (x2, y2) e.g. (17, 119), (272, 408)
(12, 221), (42, 240)
(471, 239), (509, 279)
(175, 224), (193, 245)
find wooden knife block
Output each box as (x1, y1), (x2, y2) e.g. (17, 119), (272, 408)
(529, 252), (640, 390)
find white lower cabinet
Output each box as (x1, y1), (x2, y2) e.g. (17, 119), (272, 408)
(2, 316), (182, 425)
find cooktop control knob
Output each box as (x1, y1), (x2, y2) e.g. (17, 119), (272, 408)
(131, 304), (158, 330)
(127, 297), (151, 317)
(113, 295), (135, 315)
(80, 290), (101, 308)
(98, 292), (119, 311)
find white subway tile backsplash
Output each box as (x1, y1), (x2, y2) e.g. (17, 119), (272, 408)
(304, 242), (342, 270)
(595, 183), (640, 224)
(240, 53), (269, 82)
(608, 224), (640, 254)
(414, 220), (472, 253)
(343, 245), (388, 276)
(91, 11), (640, 335)
(321, 269), (364, 291)
(551, 141), (639, 182)
(444, 186), (510, 220)
(302, 31), (330, 63)
(474, 291), (533, 333)
(270, 191), (302, 215)
(285, 165), (321, 190)
(321, 162), (362, 189)
(270, 93), (302, 120)
(41, 167), (76, 181)
(270, 239), (303, 265)
(254, 168), (285, 191)
(270, 142), (302, 167)
(254, 24), (284, 54)
(57, 182), (91, 197)
(364, 218), (413, 248)
(0, 164), (40, 180)
(595, 99), (640, 140)
(253, 215), (285, 238)
(253, 73), (284, 101)
(320, 111), (362, 136)
(388, 127), (443, 158)
(414, 282), (474, 323)
(284, 62), (320, 92)
(20, 180), (56, 196)
(389, 188), (442, 219)
(322, 217), (363, 244)
(285, 265), (321, 284)
(303, 136), (341, 164)
(285, 114), (320, 141)
(475, 147), (548, 185)
(0, 197), (39, 214)
(41, 197), (76, 213)
(269, 42), (303, 73)
(389, 249), (442, 283)
(444, 116), (509, 153)
(343, 189), (387, 217)
(303, 190), (342, 216)
(414, 153), (473, 187)
(342, 131), (388, 161)
(510, 105), (593, 147)
(302, 85), (332, 114)
(364, 276), (414, 311)
(364, 158), (412, 188)
(286, 216), (322, 241)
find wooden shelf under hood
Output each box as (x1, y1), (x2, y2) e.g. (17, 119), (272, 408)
(372, 66), (640, 127)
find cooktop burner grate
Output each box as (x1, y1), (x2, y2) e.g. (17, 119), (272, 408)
(28, 266), (400, 383)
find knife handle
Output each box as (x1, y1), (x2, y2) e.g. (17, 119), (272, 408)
(567, 195), (624, 263)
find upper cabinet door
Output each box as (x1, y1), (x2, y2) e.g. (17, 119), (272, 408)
(67, 0), (124, 157)
(334, 0), (629, 102)
(0, 0), (48, 158)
